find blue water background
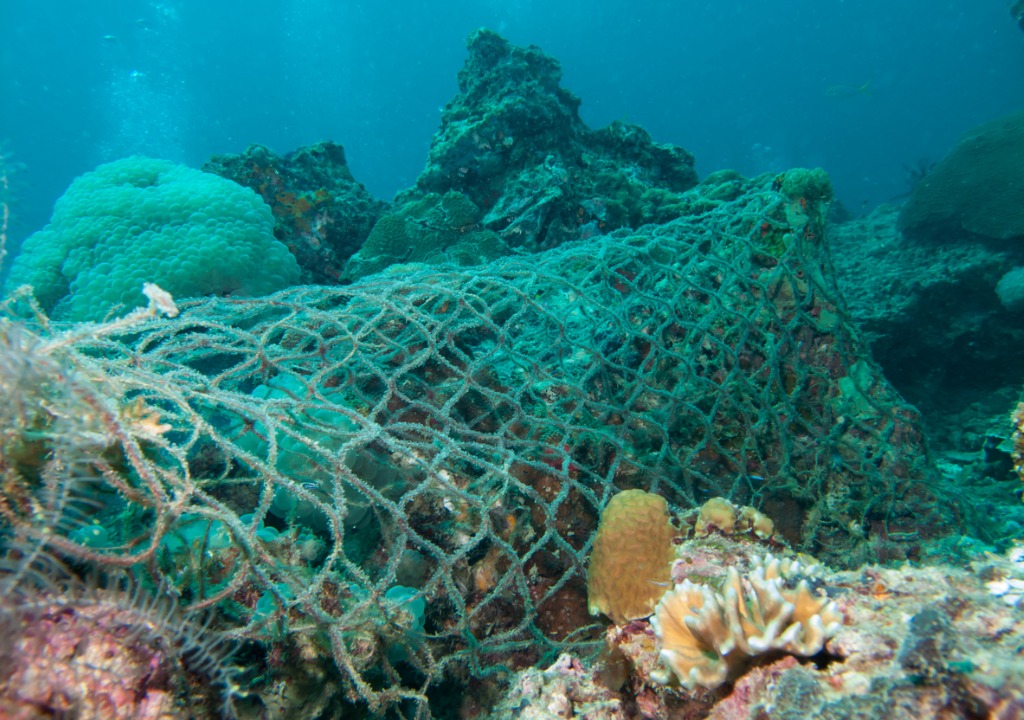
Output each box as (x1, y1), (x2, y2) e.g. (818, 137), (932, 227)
(1, 0), (1022, 248)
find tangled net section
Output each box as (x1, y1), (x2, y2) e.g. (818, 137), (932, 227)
(0, 176), (945, 714)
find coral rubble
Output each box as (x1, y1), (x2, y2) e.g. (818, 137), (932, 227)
(489, 654), (626, 720)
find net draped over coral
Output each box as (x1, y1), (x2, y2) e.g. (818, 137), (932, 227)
(0, 172), (949, 714)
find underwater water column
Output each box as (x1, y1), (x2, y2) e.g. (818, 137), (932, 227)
(97, 0), (191, 163)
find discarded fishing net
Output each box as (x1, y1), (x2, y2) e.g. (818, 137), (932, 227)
(0, 171), (950, 716)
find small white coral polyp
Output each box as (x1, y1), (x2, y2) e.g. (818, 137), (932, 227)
(650, 555), (842, 690)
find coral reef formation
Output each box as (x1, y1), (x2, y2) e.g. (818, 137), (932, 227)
(342, 190), (507, 280)
(829, 196), (1024, 549)
(0, 567), (235, 719)
(833, 115), (1024, 450)
(0, 288), (236, 718)
(692, 496), (774, 540)
(205, 141), (388, 284)
(0, 157), (947, 715)
(994, 265), (1024, 311)
(1011, 402), (1024, 487)
(587, 489), (675, 625)
(850, 116), (1024, 513)
(0, 28), (985, 719)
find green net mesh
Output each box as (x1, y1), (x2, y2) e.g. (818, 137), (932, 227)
(0, 173), (948, 715)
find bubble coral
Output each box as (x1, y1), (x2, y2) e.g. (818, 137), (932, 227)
(587, 489), (675, 625)
(5, 156), (300, 321)
(650, 555), (841, 690)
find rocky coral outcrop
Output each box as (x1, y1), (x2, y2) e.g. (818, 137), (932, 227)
(831, 114), (1024, 447)
(205, 141), (388, 284)
(343, 29), (698, 280)
(340, 190), (507, 280)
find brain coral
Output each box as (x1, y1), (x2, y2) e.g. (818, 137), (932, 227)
(651, 555), (842, 690)
(5, 156), (300, 320)
(898, 111), (1024, 243)
(587, 489), (675, 625)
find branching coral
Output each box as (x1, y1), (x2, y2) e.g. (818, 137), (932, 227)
(650, 555), (842, 690)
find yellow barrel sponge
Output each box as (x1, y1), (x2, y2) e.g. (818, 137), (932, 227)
(5, 156), (300, 321)
(587, 489), (675, 625)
